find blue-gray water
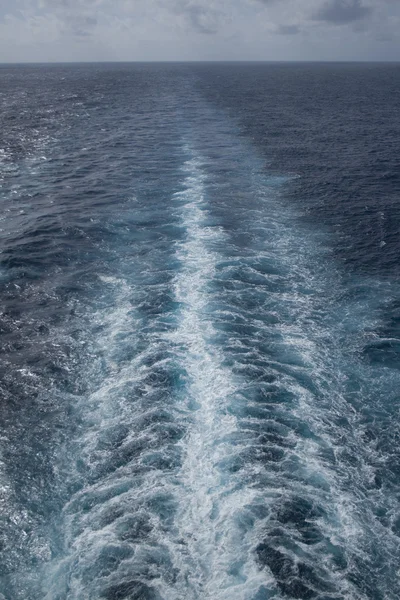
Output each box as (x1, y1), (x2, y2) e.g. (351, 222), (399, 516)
(0, 62), (400, 599)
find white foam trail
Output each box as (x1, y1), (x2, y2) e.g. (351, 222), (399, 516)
(162, 155), (268, 600)
(40, 273), (182, 600)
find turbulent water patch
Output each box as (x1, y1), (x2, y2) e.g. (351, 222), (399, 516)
(159, 154), (268, 599)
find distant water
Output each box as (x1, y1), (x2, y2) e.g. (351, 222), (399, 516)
(1, 62), (400, 600)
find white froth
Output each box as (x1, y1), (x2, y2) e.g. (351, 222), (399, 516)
(160, 155), (267, 599)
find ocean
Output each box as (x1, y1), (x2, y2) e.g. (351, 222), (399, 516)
(0, 62), (399, 599)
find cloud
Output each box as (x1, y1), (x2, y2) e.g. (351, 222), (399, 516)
(313, 0), (373, 25)
(276, 24), (300, 35)
(171, 1), (222, 34)
(35, 0), (225, 36)
(1, 0), (399, 61)
(20, 0), (379, 38)
(38, 0), (102, 36)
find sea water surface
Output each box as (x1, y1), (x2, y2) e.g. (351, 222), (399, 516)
(0, 62), (400, 599)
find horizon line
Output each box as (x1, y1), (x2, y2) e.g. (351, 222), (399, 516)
(1, 59), (400, 66)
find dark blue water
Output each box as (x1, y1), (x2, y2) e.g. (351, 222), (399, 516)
(0, 62), (400, 600)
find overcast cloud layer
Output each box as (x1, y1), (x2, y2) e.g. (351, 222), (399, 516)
(0, 0), (399, 62)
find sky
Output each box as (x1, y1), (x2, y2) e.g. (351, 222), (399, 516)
(0, 0), (399, 63)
